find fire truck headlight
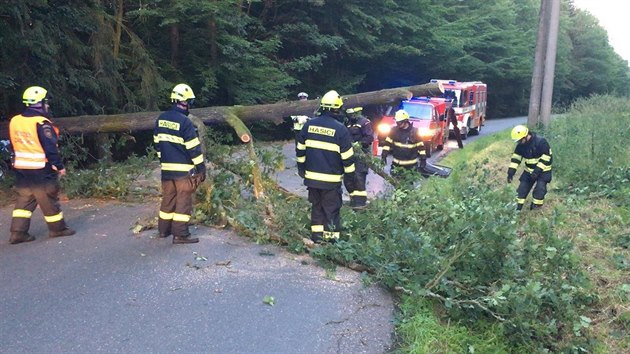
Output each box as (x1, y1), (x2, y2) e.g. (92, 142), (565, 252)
(417, 127), (432, 137)
(377, 124), (391, 135)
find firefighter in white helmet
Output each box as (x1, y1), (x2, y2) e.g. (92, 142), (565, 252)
(153, 83), (206, 244)
(381, 109), (426, 177)
(296, 90), (356, 244)
(508, 125), (553, 210)
(291, 92), (311, 146)
(8, 86), (75, 244)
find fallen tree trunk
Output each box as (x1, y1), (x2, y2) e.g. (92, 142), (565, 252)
(1, 82), (443, 140)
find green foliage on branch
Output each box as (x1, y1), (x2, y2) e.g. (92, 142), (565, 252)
(188, 96), (628, 351)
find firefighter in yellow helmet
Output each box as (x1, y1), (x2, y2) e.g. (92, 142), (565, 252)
(296, 90), (356, 244)
(381, 109), (427, 177)
(8, 86), (75, 244)
(344, 107), (373, 209)
(507, 125), (553, 210)
(153, 83), (206, 244)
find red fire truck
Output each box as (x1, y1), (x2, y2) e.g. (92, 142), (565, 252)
(374, 97), (451, 157)
(430, 79), (487, 139)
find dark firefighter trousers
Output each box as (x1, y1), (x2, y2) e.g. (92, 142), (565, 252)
(345, 160), (368, 207)
(308, 187), (342, 242)
(11, 174), (68, 233)
(516, 172), (550, 210)
(159, 177), (196, 237)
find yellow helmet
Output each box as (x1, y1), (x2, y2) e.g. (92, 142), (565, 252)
(511, 125), (529, 141)
(395, 109), (410, 122)
(320, 90), (343, 110)
(170, 83), (196, 102)
(22, 86), (48, 106)
(346, 107), (363, 114)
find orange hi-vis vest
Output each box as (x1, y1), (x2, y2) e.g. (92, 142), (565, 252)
(9, 114), (59, 169)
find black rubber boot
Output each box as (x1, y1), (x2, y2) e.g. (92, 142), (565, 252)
(9, 232), (36, 244)
(173, 235), (199, 244)
(49, 227), (76, 238)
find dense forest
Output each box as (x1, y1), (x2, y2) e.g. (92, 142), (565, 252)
(0, 0), (628, 121)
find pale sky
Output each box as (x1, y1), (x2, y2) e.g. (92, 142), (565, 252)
(572, 0), (630, 62)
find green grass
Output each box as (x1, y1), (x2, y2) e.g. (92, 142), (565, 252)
(395, 297), (510, 354)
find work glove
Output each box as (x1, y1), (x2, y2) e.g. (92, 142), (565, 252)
(190, 174), (201, 188)
(298, 168), (305, 179)
(381, 152), (388, 164)
(419, 158), (427, 170)
(507, 173), (514, 184)
(190, 166), (206, 188)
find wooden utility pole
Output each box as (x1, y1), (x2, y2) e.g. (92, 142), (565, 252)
(527, 0), (560, 128)
(539, 0), (560, 127)
(527, 0), (549, 127)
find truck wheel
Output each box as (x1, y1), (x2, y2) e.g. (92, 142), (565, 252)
(470, 119), (482, 136)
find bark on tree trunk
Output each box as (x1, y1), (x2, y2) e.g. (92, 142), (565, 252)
(170, 23), (180, 67)
(113, 0), (124, 58)
(0, 83), (443, 140)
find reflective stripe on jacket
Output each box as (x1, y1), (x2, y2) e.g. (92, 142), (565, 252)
(9, 114), (59, 170)
(346, 116), (374, 151)
(508, 133), (552, 177)
(153, 106), (205, 180)
(383, 126), (426, 167)
(296, 113), (356, 190)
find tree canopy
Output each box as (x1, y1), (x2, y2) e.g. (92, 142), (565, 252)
(0, 0), (628, 121)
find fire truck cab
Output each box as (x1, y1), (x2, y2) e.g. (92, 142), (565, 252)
(431, 79), (487, 139)
(375, 97), (451, 157)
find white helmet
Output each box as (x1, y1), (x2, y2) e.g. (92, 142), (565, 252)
(297, 92), (308, 100)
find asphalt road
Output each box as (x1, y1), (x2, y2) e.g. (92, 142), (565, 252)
(0, 200), (393, 353)
(0, 116), (524, 353)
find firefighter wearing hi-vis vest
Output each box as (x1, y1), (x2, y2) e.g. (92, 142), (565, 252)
(8, 86), (75, 244)
(344, 107), (373, 209)
(381, 109), (427, 175)
(296, 90), (356, 244)
(153, 83), (206, 244)
(507, 125), (553, 210)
